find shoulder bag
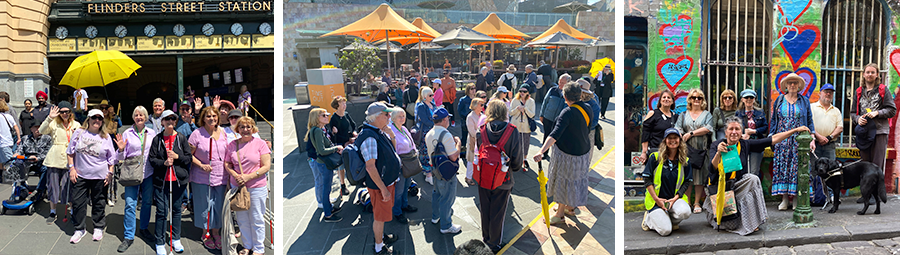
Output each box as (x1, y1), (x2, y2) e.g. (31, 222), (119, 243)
(230, 141), (251, 211)
(119, 129), (147, 186)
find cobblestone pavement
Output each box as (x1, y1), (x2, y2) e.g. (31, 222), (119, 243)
(682, 238), (900, 255)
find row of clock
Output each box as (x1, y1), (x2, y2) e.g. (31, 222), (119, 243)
(55, 22), (273, 40)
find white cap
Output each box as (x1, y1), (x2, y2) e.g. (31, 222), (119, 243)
(87, 109), (104, 118)
(433, 78), (441, 85)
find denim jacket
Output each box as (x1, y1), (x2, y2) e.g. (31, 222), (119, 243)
(770, 94), (815, 135)
(735, 108), (768, 139)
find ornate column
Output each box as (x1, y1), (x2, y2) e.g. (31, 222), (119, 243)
(794, 131), (814, 223)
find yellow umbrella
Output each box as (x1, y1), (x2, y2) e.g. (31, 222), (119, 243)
(538, 160), (551, 230)
(591, 58), (615, 78)
(60, 50), (141, 89)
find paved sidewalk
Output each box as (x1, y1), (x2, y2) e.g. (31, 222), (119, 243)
(625, 196), (900, 254)
(282, 99), (616, 255)
(683, 239), (900, 255)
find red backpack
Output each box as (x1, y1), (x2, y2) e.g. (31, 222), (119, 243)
(474, 124), (516, 190)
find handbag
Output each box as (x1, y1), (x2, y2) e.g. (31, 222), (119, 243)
(119, 129), (147, 186)
(314, 127), (343, 170)
(230, 142), (251, 211)
(399, 151), (423, 178)
(710, 190), (738, 218)
(721, 144), (742, 173)
(520, 101), (537, 133)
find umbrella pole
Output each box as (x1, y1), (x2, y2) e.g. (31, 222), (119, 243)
(97, 62), (110, 101)
(386, 30), (391, 85)
(491, 43), (495, 64)
(418, 38), (423, 73)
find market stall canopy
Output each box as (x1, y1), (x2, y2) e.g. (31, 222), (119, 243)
(532, 19), (597, 41)
(470, 38), (521, 46)
(408, 41), (444, 49)
(417, 0), (455, 9)
(374, 35), (435, 46)
(552, 1), (593, 13)
(441, 43), (474, 51)
(526, 31), (589, 47)
(412, 17), (442, 38)
(60, 50), (141, 89)
(432, 26), (498, 44)
(472, 13), (530, 41)
(319, 4), (432, 42)
(589, 38), (615, 47)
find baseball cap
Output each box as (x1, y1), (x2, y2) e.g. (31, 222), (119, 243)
(664, 128), (681, 138)
(821, 83), (835, 91)
(180, 100), (192, 107)
(87, 109), (104, 118)
(740, 89), (757, 98)
(160, 110), (177, 119)
(229, 109), (243, 118)
(432, 107), (451, 120)
(365, 102), (395, 116)
(497, 86), (509, 93)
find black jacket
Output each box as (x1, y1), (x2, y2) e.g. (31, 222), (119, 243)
(149, 132), (192, 187)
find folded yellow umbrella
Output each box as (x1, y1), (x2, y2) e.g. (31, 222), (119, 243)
(538, 161), (551, 230)
(60, 50), (141, 89)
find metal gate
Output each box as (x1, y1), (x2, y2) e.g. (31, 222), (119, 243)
(820, 0), (887, 146)
(703, 0), (773, 110)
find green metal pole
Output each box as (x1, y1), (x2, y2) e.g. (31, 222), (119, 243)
(177, 54), (184, 102)
(794, 131), (814, 223)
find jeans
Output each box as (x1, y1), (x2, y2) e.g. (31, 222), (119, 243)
(232, 185), (268, 254)
(431, 175), (458, 230)
(749, 152), (763, 176)
(311, 159), (333, 216)
(392, 174), (412, 216)
(35, 165), (48, 194)
(71, 177), (107, 230)
(308, 159), (323, 205)
(154, 181), (187, 245)
(0, 146), (12, 164)
(123, 177), (154, 240)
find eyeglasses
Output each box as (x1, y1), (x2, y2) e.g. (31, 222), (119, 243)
(723, 96), (734, 100)
(163, 116), (178, 121)
(180, 107), (191, 111)
(690, 96), (704, 100)
(58, 110), (70, 114)
(89, 116), (104, 121)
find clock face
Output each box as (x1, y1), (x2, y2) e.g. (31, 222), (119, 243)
(144, 24), (156, 37)
(202, 23), (215, 36)
(55, 26), (68, 40)
(115, 25), (128, 38)
(230, 23), (243, 36)
(259, 22), (272, 36)
(85, 25), (98, 39)
(173, 24), (186, 37)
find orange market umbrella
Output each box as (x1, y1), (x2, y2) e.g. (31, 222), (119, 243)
(532, 19), (597, 41)
(411, 18), (442, 71)
(320, 4), (433, 76)
(474, 13), (530, 63)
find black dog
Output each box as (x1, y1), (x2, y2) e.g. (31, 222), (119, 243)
(814, 158), (887, 215)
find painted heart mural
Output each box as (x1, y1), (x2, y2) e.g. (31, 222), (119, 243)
(647, 91), (689, 114)
(779, 25), (820, 71)
(656, 55), (694, 91)
(775, 67), (818, 98)
(658, 14), (693, 55)
(890, 49), (900, 78)
(776, 0), (812, 24)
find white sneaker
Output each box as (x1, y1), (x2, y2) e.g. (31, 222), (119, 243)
(172, 239), (184, 253)
(156, 244), (167, 255)
(425, 175), (434, 185)
(641, 211), (650, 231)
(92, 228), (103, 241)
(440, 224), (462, 234)
(70, 230), (86, 243)
(318, 203), (324, 209)
(108, 199), (115, 207)
(431, 218), (439, 224)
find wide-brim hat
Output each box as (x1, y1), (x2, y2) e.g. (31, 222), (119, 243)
(780, 73), (806, 87)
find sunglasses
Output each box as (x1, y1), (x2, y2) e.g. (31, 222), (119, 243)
(163, 116), (178, 121)
(229, 116), (241, 119)
(690, 96), (704, 100)
(427, 94), (434, 97)
(319, 114), (328, 117)
(519, 90), (528, 93)
(723, 96), (734, 100)
(100, 106), (110, 109)
(58, 110), (70, 114)
(180, 107), (191, 111)
(743, 96), (755, 99)
(89, 116), (104, 121)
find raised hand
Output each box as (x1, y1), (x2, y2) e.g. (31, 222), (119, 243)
(212, 95), (222, 110)
(49, 106), (59, 119)
(114, 134), (127, 149)
(194, 97), (204, 112)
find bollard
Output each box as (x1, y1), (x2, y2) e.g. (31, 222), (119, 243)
(793, 131), (814, 223)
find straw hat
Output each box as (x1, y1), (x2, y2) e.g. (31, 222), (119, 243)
(780, 73), (805, 87)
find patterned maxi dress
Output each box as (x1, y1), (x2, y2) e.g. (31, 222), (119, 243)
(771, 101), (802, 196)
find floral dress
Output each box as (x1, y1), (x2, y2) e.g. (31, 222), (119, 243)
(771, 101), (802, 196)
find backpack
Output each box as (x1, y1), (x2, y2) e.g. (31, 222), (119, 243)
(342, 143), (367, 186)
(542, 87), (566, 121)
(430, 130), (460, 181)
(356, 188), (373, 212)
(502, 74), (513, 91)
(474, 124), (516, 190)
(855, 83), (887, 115)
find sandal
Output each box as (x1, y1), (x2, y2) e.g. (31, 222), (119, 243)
(213, 234), (222, 250)
(546, 216), (564, 225)
(239, 249), (250, 255)
(202, 237), (217, 250)
(693, 205), (702, 214)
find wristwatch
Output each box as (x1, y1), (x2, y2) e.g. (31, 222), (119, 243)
(689, 131), (694, 136)
(825, 135), (834, 141)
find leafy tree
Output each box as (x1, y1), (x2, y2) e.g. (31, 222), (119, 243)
(338, 39), (383, 95)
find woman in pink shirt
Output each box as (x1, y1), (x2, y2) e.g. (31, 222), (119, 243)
(465, 97), (486, 186)
(188, 107), (229, 249)
(388, 107), (420, 222)
(225, 116), (272, 255)
(66, 109), (117, 244)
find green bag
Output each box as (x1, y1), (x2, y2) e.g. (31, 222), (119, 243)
(721, 144), (742, 173)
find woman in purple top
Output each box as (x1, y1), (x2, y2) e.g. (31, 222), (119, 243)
(66, 109), (117, 244)
(188, 106), (229, 249)
(389, 107), (419, 222)
(113, 106), (157, 252)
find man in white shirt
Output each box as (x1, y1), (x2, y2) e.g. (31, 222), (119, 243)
(424, 108), (462, 234)
(148, 98), (165, 133)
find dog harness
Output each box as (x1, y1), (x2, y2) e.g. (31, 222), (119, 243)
(823, 160), (864, 188)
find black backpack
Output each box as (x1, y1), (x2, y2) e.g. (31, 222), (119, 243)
(502, 74), (513, 91)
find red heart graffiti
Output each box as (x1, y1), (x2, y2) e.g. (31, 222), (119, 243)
(778, 25), (820, 71)
(890, 49), (900, 78)
(656, 55), (694, 91)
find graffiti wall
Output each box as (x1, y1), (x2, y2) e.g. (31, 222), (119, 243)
(888, 1), (900, 93)
(770, 0), (823, 103)
(646, 0), (702, 113)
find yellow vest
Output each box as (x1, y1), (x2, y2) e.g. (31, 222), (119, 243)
(644, 152), (688, 210)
